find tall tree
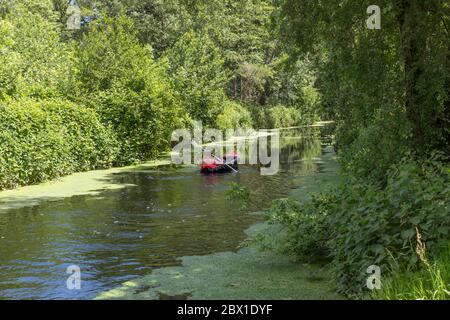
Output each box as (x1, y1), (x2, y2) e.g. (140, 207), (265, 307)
(0, 0), (69, 100)
(165, 29), (229, 126)
(279, 0), (449, 159)
(72, 15), (185, 163)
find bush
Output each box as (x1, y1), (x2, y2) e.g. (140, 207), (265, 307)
(225, 182), (251, 211)
(248, 105), (303, 129)
(216, 101), (253, 130)
(73, 16), (186, 165)
(165, 30), (229, 126)
(0, 1), (69, 100)
(0, 99), (118, 190)
(267, 106), (302, 128)
(258, 155), (450, 297)
(258, 196), (334, 262)
(86, 81), (185, 166)
(337, 111), (411, 183)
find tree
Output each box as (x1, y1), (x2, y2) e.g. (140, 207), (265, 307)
(73, 0), (192, 57)
(279, 0), (449, 168)
(0, 0), (69, 100)
(393, 0), (450, 153)
(73, 15), (185, 164)
(165, 29), (229, 126)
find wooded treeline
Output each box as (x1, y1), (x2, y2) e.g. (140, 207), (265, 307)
(0, 0), (320, 189)
(261, 0), (450, 298)
(280, 0), (449, 178)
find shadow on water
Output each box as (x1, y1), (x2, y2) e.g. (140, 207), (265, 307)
(0, 126), (334, 299)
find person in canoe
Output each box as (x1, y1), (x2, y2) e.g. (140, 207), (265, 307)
(200, 151), (239, 174)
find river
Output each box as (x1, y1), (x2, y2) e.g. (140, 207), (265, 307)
(0, 126), (336, 299)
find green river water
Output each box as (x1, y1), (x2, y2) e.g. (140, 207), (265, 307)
(0, 126), (341, 299)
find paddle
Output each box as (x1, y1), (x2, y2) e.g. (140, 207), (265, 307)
(191, 141), (238, 173)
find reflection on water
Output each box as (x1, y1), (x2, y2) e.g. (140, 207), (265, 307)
(0, 127), (332, 299)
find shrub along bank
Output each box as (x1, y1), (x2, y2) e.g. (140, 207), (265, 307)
(0, 99), (118, 190)
(258, 155), (450, 297)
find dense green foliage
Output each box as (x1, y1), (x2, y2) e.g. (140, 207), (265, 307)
(280, 0), (449, 171)
(0, 0), (317, 189)
(216, 101), (253, 131)
(88, 0), (318, 127)
(225, 182), (251, 211)
(0, 99), (117, 189)
(252, 0), (450, 298)
(0, 0), (448, 300)
(165, 29), (228, 126)
(260, 156), (450, 296)
(0, 0), (70, 100)
(71, 16), (185, 164)
(373, 242), (450, 300)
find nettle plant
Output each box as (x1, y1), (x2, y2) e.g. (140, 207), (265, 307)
(256, 154), (450, 296)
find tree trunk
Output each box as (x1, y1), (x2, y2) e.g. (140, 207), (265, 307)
(394, 0), (425, 153)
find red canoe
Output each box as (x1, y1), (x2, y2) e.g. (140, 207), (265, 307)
(200, 152), (239, 174)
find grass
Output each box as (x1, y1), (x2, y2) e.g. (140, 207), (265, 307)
(373, 243), (450, 300)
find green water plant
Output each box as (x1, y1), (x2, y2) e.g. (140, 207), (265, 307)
(225, 182), (251, 211)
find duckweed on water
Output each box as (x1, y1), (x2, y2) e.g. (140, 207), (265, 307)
(96, 223), (343, 300)
(0, 159), (172, 213)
